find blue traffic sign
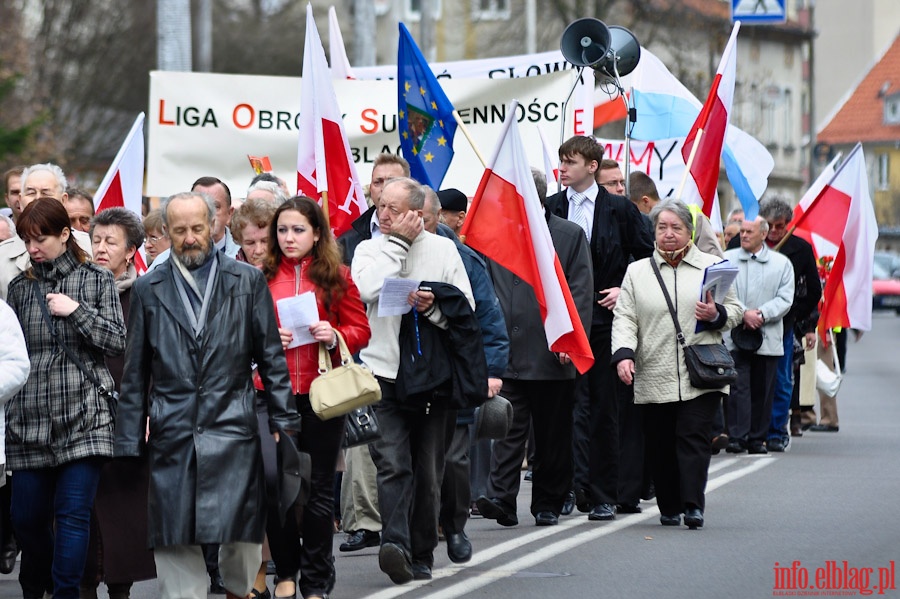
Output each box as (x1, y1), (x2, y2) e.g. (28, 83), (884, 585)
(732, 0), (786, 24)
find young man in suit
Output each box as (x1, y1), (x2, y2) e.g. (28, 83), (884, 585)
(545, 136), (653, 522)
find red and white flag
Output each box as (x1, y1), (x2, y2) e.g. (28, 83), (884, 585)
(94, 112), (148, 274)
(680, 22), (740, 218)
(460, 101), (594, 374)
(297, 3), (366, 237)
(536, 126), (559, 187)
(328, 6), (356, 80)
(789, 143), (878, 331)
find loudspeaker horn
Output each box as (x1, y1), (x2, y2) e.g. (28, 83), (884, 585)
(560, 18), (611, 69)
(596, 26), (641, 78)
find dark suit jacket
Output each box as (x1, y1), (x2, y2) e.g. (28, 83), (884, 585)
(545, 187), (653, 326)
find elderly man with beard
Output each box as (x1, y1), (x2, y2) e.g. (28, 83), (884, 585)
(115, 191), (299, 599)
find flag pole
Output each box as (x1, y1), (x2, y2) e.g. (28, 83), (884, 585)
(676, 128), (704, 199)
(773, 149), (847, 251)
(321, 190), (330, 223)
(452, 110), (487, 167)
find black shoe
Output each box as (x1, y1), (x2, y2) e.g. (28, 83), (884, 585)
(809, 424), (839, 432)
(446, 532), (472, 563)
(209, 568), (226, 594)
(378, 542), (413, 585)
(523, 468), (533, 482)
(411, 562), (432, 581)
(339, 529), (381, 552)
(475, 496), (518, 527)
(251, 588), (272, 599)
(588, 503), (616, 521)
(574, 488), (593, 513)
(534, 511), (559, 526)
(748, 441), (768, 455)
(684, 508), (704, 529)
(560, 491), (576, 516)
(0, 540), (17, 575)
(766, 437), (785, 452)
(711, 434), (729, 455)
(725, 440), (746, 454)
(616, 503), (642, 514)
(660, 514), (681, 526)
(641, 483), (656, 501)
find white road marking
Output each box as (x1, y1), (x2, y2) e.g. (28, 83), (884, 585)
(362, 458), (775, 599)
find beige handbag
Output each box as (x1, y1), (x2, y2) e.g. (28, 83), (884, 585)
(309, 330), (382, 420)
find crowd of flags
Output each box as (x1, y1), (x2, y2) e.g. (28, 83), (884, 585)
(90, 5), (879, 356)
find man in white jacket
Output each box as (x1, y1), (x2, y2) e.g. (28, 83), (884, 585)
(723, 217), (794, 454)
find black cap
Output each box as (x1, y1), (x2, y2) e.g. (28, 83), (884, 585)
(437, 188), (468, 212)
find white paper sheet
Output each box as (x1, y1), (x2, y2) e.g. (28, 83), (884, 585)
(377, 278), (421, 317)
(276, 292), (319, 349)
(700, 259), (739, 303)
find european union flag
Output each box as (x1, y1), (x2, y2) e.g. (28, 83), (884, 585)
(398, 23), (457, 189)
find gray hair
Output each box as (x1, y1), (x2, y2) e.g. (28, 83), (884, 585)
(246, 180), (288, 205)
(382, 177), (425, 210)
(0, 213), (16, 237)
(530, 167), (547, 204)
(21, 163), (67, 196)
(758, 197), (794, 223)
(422, 186), (440, 218)
(161, 191), (216, 228)
(90, 207), (145, 251)
(650, 199), (694, 237)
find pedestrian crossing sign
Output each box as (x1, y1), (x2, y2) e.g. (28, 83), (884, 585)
(732, 0), (786, 24)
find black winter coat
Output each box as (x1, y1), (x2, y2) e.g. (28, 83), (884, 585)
(115, 256), (300, 548)
(396, 282), (487, 410)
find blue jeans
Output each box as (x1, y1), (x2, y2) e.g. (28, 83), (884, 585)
(11, 458), (104, 599)
(768, 325), (795, 442)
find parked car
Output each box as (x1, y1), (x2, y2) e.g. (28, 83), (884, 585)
(874, 251), (900, 278)
(872, 262), (900, 314)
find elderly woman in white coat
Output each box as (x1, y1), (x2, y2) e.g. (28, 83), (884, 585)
(612, 200), (742, 530)
(0, 298), (30, 575)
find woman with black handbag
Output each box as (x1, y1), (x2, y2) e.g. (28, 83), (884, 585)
(6, 198), (125, 599)
(262, 197), (370, 599)
(611, 199), (741, 530)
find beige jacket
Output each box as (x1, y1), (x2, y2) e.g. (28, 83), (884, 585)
(612, 245), (742, 403)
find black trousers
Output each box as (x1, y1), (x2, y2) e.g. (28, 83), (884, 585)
(571, 375), (591, 493)
(260, 393), (343, 596)
(727, 351), (779, 444)
(642, 393), (721, 516)
(439, 417), (470, 535)
(369, 382), (449, 567)
(486, 379), (575, 516)
(586, 325), (619, 506)
(617, 382), (646, 507)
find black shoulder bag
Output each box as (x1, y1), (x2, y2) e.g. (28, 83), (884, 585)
(32, 280), (119, 418)
(649, 259), (737, 390)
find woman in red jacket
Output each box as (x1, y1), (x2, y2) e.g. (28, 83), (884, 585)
(263, 196), (370, 599)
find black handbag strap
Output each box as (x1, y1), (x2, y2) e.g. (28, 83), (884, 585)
(649, 258), (687, 348)
(32, 280), (113, 397)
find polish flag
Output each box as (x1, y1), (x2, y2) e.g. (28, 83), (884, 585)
(789, 143), (877, 331)
(297, 3), (366, 237)
(680, 22), (740, 218)
(461, 101), (594, 374)
(328, 6), (356, 80)
(94, 112), (148, 274)
(536, 126), (559, 187)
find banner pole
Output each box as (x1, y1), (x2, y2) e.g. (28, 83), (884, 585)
(321, 190), (330, 223)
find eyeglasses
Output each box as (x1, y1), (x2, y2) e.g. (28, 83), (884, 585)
(145, 235), (165, 244)
(600, 180), (626, 189)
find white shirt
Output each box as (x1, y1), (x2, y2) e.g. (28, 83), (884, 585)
(566, 181), (599, 238)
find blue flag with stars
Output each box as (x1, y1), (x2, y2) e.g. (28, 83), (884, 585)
(398, 23), (457, 189)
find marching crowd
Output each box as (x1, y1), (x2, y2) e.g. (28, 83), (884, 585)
(0, 135), (842, 599)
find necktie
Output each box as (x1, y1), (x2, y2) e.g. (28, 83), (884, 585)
(570, 192), (591, 242)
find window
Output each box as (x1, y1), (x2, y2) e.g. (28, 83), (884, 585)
(884, 95), (900, 125)
(406, 0), (442, 20)
(472, 0), (510, 20)
(877, 153), (889, 190)
(782, 88), (794, 150)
